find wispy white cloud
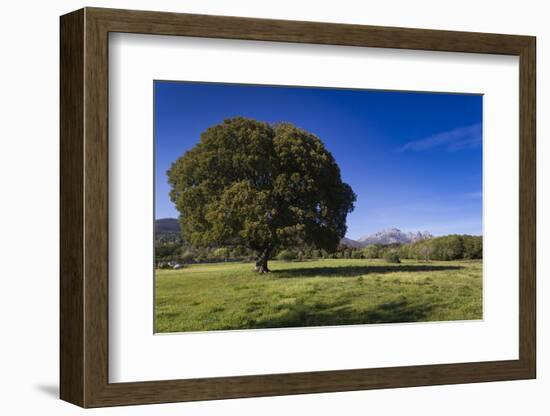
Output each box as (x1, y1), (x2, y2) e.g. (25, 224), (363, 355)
(399, 123), (482, 152)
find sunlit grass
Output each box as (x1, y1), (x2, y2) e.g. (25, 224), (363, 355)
(155, 258), (482, 333)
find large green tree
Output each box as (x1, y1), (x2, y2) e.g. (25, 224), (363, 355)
(167, 117), (356, 273)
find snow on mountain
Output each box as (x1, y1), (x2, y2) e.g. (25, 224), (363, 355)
(342, 228), (433, 247)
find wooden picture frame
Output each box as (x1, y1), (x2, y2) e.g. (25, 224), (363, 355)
(60, 7), (536, 408)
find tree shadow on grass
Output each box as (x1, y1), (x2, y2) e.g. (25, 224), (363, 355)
(246, 298), (434, 329)
(272, 264), (462, 279)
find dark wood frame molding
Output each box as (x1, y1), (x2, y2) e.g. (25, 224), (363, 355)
(60, 7), (536, 408)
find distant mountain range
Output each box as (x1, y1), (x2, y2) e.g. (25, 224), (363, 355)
(155, 219), (432, 247)
(342, 228), (433, 247)
(155, 218), (180, 241)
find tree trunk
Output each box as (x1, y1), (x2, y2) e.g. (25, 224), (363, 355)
(254, 247), (271, 273)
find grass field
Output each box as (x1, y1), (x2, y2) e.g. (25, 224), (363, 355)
(155, 258), (482, 333)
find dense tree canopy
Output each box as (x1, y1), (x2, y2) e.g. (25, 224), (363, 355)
(401, 234), (482, 261)
(167, 117), (356, 272)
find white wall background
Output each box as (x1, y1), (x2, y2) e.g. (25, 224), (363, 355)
(0, 0), (545, 414)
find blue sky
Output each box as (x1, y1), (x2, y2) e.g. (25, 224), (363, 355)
(155, 81), (482, 239)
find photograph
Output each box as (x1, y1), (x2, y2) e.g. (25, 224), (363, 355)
(154, 81), (483, 333)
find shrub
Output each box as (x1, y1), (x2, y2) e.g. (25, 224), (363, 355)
(277, 249), (297, 261)
(213, 247), (230, 260)
(310, 249), (321, 259)
(362, 244), (382, 259)
(351, 250), (363, 259)
(384, 250), (401, 263)
(462, 235), (482, 259)
(155, 242), (181, 258)
(418, 244), (434, 262)
(181, 250), (196, 263)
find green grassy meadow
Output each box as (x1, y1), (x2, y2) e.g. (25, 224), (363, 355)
(155, 258), (482, 333)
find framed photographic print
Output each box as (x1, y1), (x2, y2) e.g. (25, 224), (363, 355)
(60, 7), (536, 408)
